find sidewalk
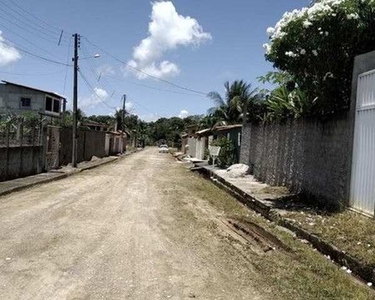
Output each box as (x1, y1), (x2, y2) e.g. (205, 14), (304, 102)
(195, 163), (375, 285)
(0, 155), (120, 197)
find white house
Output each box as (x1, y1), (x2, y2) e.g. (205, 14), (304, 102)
(0, 80), (66, 118)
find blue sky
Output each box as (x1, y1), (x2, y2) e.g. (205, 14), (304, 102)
(0, 0), (309, 121)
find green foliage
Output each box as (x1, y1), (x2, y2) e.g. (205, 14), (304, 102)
(86, 115), (114, 125)
(208, 80), (255, 124)
(258, 71), (293, 85)
(266, 86), (318, 120)
(210, 137), (236, 168)
(264, 0), (375, 114)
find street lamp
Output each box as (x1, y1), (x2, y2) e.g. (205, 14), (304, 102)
(80, 53), (101, 60)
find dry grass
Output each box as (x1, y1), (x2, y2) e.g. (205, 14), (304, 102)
(284, 209), (375, 266)
(167, 161), (375, 300)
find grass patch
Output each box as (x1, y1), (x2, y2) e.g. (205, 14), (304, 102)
(168, 163), (374, 300)
(284, 209), (375, 266)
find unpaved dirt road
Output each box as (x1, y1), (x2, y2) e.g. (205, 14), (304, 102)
(1, 148), (373, 300)
(0, 148), (267, 300)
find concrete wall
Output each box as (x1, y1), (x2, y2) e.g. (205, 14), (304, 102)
(240, 114), (351, 208)
(195, 137), (207, 160)
(59, 127), (107, 166)
(0, 145), (44, 182)
(187, 137), (196, 157)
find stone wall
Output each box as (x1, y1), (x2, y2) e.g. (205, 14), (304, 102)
(240, 114), (352, 208)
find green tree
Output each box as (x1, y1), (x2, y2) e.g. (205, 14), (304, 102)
(208, 80), (260, 124)
(264, 0), (375, 114)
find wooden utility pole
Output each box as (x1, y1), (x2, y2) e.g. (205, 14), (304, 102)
(122, 94), (126, 132)
(72, 33), (80, 167)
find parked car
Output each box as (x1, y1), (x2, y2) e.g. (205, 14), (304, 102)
(159, 145), (169, 153)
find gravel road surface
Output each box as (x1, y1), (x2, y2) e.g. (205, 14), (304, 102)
(0, 148), (268, 300)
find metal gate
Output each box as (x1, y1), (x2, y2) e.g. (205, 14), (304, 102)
(350, 69), (375, 216)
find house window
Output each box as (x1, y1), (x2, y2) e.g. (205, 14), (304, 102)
(53, 99), (60, 113)
(20, 97), (31, 107)
(45, 96), (53, 111)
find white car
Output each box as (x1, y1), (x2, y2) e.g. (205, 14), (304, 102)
(159, 145), (169, 153)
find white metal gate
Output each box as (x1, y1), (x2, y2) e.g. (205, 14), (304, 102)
(350, 69), (375, 216)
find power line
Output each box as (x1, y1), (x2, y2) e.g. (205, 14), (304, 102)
(0, 69), (65, 76)
(0, 21), (65, 60)
(0, 7), (67, 45)
(126, 95), (164, 120)
(79, 69), (117, 110)
(2, 0), (66, 36)
(80, 42), (116, 98)
(106, 74), (206, 97)
(3, 39), (71, 66)
(63, 36), (73, 94)
(83, 36), (208, 96)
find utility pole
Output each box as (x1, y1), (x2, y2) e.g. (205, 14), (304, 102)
(122, 94), (126, 132)
(72, 33), (80, 168)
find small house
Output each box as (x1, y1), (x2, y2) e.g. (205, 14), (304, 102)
(105, 130), (129, 156)
(0, 80), (66, 119)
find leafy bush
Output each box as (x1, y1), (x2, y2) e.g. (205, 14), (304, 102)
(210, 137), (236, 168)
(264, 0), (375, 115)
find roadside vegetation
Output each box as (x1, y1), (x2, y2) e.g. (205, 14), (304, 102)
(284, 209), (375, 266)
(160, 159), (374, 300)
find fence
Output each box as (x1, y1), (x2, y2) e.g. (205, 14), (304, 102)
(240, 114), (351, 209)
(59, 127), (107, 166)
(0, 117), (44, 182)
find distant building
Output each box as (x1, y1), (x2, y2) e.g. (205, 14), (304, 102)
(0, 80), (66, 118)
(80, 120), (113, 132)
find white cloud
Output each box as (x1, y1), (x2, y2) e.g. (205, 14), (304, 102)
(116, 101), (134, 112)
(0, 31), (21, 66)
(127, 1), (211, 79)
(140, 113), (159, 122)
(125, 101), (133, 112)
(178, 109), (189, 118)
(80, 87), (109, 108)
(97, 64), (115, 77)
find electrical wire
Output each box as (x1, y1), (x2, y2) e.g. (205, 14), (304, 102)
(0, 7), (67, 45)
(0, 69), (65, 76)
(83, 36), (208, 96)
(0, 21), (65, 60)
(1, 0), (66, 36)
(80, 42), (116, 99)
(63, 36), (73, 94)
(3, 38), (71, 66)
(126, 95), (164, 120)
(79, 69), (117, 110)
(106, 74), (206, 97)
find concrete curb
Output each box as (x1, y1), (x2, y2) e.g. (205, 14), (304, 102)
(0, 150), (140, 198)
(196, 166), (375, 284)
(0, 173), (70, 198)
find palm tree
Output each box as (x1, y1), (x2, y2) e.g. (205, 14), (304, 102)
(207, 80), (259, 124)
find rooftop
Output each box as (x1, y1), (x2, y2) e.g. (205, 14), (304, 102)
(1, 80), (66, 100)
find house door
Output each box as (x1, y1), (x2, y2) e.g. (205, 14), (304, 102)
(350, 70), (375, 216)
